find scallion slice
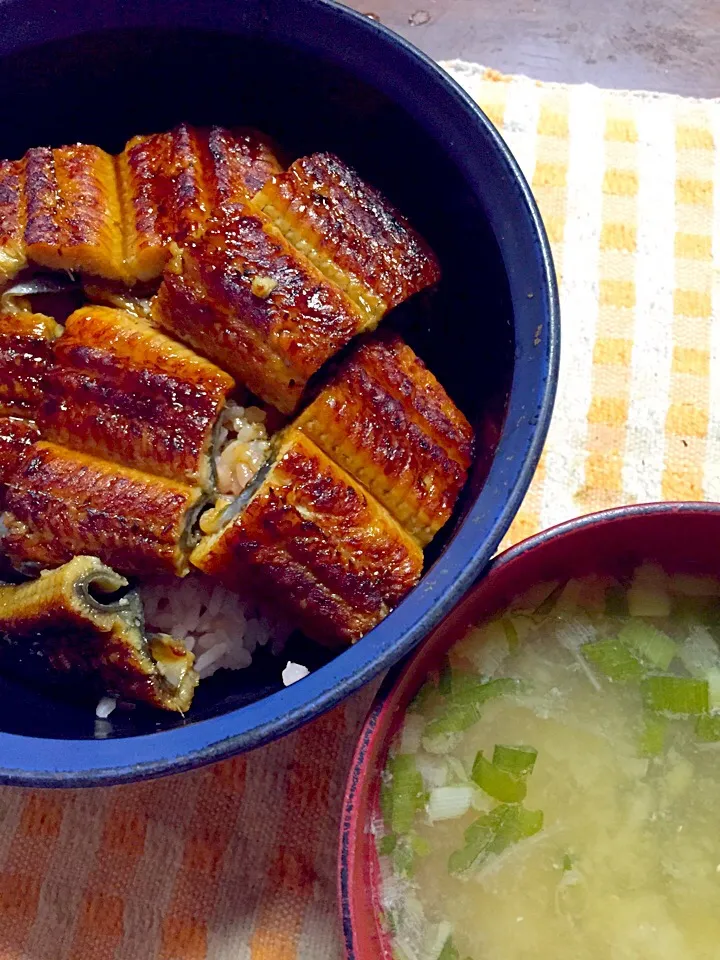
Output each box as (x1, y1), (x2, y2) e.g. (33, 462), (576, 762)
(449, 803), (543, 875)
(427, 785), (474, 822)
(582, 637), (645, 682)
(472, 752), (526, 803)
(641, 676), (709, 715)
(695, 714), (720, 742)
(640, 712), (668, 757)
(393, 839), (415, 877)
(438, 938), (460, 960)
(618, 620), (677, 671)
(423, 675), (519, 740)
(492, 744), (538, 777)
(378, 833), (397, 855)
(387, 754), (425, 835)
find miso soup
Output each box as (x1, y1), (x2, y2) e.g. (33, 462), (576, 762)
(379, 565), (720, 960)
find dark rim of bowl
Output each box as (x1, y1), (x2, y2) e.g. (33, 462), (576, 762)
(338, 500), (720, 958)
(0, 0), (559, 786)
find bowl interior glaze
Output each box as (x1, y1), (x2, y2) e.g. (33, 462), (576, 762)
(0, 0), (557, 783)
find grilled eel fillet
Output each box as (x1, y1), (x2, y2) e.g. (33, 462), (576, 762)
(42, 306), (236, 489)
(0, 556), (197, 712)
(0, 160), (26, 285)
(0, 416), (38, 486)
(152, 206), (365, 413)
(295, 333), (474, 547)
(0, 310), (63, 418)
(1, 441), (205, 577)
(252, 153), (441, 327)
(24, 145), (127, 281)
(190, 428), (423, 646)
(0, 126), (283, 287)
(118, 124), (284, 282)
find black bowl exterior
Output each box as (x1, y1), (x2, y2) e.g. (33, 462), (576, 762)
(0, 0), (558, 783)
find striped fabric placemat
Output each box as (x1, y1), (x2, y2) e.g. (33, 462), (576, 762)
(1, 61), (719, 959)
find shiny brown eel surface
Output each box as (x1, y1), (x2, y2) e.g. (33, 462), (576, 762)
(295, 332), (474, 546)
(1, 441), (204, 577)
(191, 428), (423, 646)
(0, 125), (283, 287)
(0, 159), (27, 285)
(23, 144), (127, 281)
(42, 305), (235, 488)
(0, 416), (39, 486)
(0, 310), (63, 419)
(117, 124), (284, 282)
(153, 206), (365, 413)
(252, 152), (441, 325)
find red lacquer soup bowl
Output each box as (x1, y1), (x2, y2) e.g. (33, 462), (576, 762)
(338, 501), (720, 959)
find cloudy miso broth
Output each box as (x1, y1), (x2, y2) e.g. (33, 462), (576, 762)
(379, 566), (720, 960)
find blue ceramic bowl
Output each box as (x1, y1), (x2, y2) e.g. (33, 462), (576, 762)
(0, 0), (558, 784)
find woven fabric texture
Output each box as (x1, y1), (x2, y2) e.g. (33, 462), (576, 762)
(1, 61), (718, 959)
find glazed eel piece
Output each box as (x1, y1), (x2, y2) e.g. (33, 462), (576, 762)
(1, 440), (205, 577)
(295, 333), (474, 547)
(152, 206), (365, 413)
(0, 556), (197, 712)
(118, 124), (284, 281)
(191, 427), (423, 646)
(251, 152), (441, 327)
(153, 153), (440, 413)
(42, 306), (236, 490)
(0, 125), (283, 288)
(0, 309), (63, 419)
(0, 416), (38, 487)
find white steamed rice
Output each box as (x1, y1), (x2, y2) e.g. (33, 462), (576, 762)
(138, 573), (293, 680)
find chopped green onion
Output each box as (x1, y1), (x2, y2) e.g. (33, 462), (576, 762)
(640, 713), (668, 757)
(562, 853), (573, 872)
(472, 752), (526, 802)
(641, 676), (709, 715)
(449, 803), (543, 875)
(695, 714), (720, 742)
(438, 938), (460, 960)
(393, 839), (415, 877)
(492, 744), (538, 777)
(409, 681), (436, 714)
(618, 620), (677, 671)
(627, 583), (671, 618)
(445, 756), (468, 784)
(449, 806), (506, 874)
(503, 805), (544, 843)
(378, 834), (397, 856)
(427, 785), (474, 822)
(678, 626), (720, 677)
(410, 832), (431, 858)
(386, 754), (425, 834)
(708, 668), (720, 711)
(582, 637), (645, 683)
(423, 676), (519, 740)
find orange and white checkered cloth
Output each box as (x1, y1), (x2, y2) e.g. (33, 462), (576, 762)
(1, 62), (719, 958)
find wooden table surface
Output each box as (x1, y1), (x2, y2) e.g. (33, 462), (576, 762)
(344, 0), (720, 97)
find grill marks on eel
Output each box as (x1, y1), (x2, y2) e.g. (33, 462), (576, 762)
(0, 124), (284, 286)
(41, 305), (235, 489)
